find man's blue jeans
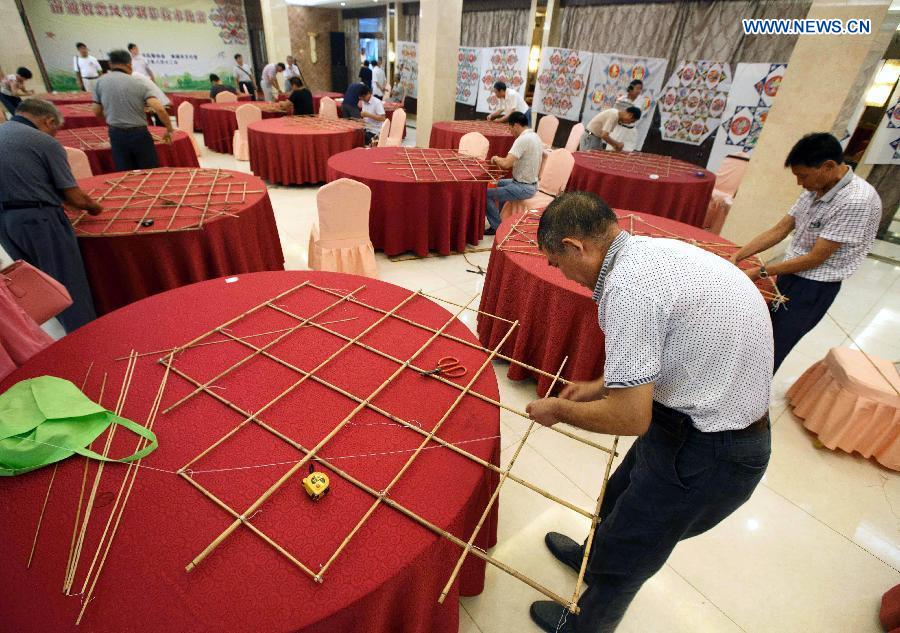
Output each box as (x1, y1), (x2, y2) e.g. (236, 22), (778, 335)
(571, 402), (770, 632)
(486, 179), (537, 229)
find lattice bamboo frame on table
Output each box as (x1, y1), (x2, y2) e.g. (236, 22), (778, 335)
(59, 103), (97, 114)
(154, 280), (619, 615)
(577, 150), (710, 178)
(215, 101), (287, 114)
(498, 209), (788, 307)
(282, 115), (365, 131)
(443, 120), (514, 136)
(56, 127), (166, 151)
(67, 168), (264, 236)
(374, 148), (507, 182)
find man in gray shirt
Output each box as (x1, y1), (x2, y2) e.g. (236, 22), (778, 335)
(485, 111), (542, 234)
(0, 99), (103, 332)
(92, 49), (174, 171)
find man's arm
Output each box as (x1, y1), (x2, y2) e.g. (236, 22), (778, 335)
(527, 382), (654, 436)
(491, 153), (517, 170)
(744, 237), (841, 280)
(63, 187), (102, 215)
(360, 110), (385, 122)
(146, 97), (174, 142)
(730, 214), (795, 264)
(91, 102), (104, 118)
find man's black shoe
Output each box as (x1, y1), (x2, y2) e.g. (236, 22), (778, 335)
(545, 531), (585, 575)
(530, 601), (576, 633)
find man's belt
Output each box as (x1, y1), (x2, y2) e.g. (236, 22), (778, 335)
(0, 200), (60, 211)
(736, 413), (769, 435)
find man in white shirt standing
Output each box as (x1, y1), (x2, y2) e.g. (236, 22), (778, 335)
(73, 43), (102, 93)
(485, 111), (542, 234)
(580, 107), (641, 152)
(358, 86), (385, 146)
(127, 43), (154, 82)
(614, 79), (643, 111)
(233, 53), (257, 100)
(487, 81), (531, 127)
(282, 55), (301, 92)
(371, 58), (387, 100)
(260, 62), (285, 102)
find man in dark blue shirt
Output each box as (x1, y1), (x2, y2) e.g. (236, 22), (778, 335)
(358, 60), (373, 90)
(343, 81), (367, 119)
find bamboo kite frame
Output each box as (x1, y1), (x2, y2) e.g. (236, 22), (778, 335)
(56, 126), (167, 151)
(443, 120), (514, 136)
(576, 150), (710, 179)
(282, 115), (365, 131)
(374, 148), (508, 182)
(154, 280), (619, 616)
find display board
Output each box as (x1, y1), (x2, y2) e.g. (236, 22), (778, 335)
(456, 47), (481, 106)
(531, 48), (592, 121)
(865, 86), (900, 165)
(658, 60), (732, 145)
(476, 46), (529, 114)
(395, 40), (418, 100)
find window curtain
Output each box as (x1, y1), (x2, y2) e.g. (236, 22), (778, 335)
(460, 9), (530, 47)
(402, 14), (419, 42)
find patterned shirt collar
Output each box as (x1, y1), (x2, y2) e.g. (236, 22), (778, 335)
(817, 165), (853, 203)
(591, 230), (632, 303)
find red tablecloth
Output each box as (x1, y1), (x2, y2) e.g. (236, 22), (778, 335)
(168, 91), (251, 131)
(0, 270), (499, 633)
(326, 147), (488, 257)
(312, 91), (344, 113)
(567, 151), (716, 227)
(58, 103), (105, 129)
(248, 117), (365, 185)
(66, 168), (284, 314)
(34, 91), (94, 104)
(430, 121), (515, 158)
(478, 210), (779, 395)
(56, 126), (199, 175)
(201, 102), (288, 154)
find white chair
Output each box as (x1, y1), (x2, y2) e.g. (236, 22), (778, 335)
(382, 83), (392, 100)
(387, 108), (406, 145)
(319, 97), (338, 120)
(536, 115), (559, 147)
(458, 132), (489, 160)
(376, 119), (391, 147)
(64, 147), (93, 179)
(703, 153), (751, 235)
(232, 103), (261, 161)
(176, 101), (202, 156)
(307, 178), (378, 278)
(215, 91), (238, 103)
(565, 123), (584, 153)
(501, 149), (575, 220)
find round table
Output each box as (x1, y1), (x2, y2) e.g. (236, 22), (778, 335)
(312, 91), (344, 113)
(200, 102), (288, 154)
(34, 91), (94, 105)
(478, 210), (781, 395)
(248, 116), (365, 185)
(66, 168), (284, 315)
(429, 121), (514, 158)
(56, 126), (199, 175)
(0, 270), (499, 633)
(326, 147), (488, 257)
(567, 151), (716, 227)
(58, 103), (105, 130)
(167, 91), (251, 131)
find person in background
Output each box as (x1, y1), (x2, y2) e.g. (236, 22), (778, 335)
(283, 55), (301, 92)
(260, 62), (285, 102)
(0, 99), (102, 332)
(73, 43), (102, 93)
(730, 132), (882, 372)
(359, 86), (385, 145)
(287, 77), (313, 116)
(127, 43), (155, 82)
(0, 67), (34, 116)
(233, 54), (256, 100)
(342, 81), (368, 119)
(486, 81), (531, 126)
(92, 49), (174, 171)
(580, 107), (641, 152)
(359, 60), (373, 91)
(484, 111), (542, 235)
(209, 74), (237, 100)
(614, 79), (643, 111)
(372, 58), (386, 99)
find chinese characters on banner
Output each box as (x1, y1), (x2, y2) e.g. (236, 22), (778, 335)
(582, 53), (667, 151)
(658, 60), (732, 145)
(395, 40), (418, 100)
(476, 46), (529, 114)
(456, 47), (480, 106)
(532, 48), (593, 122)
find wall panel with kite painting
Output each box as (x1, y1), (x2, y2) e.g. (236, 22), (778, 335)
(395, 41), (418, 100)
(476, 47), (529, 114)
(658, 60), (732, 146)
(456, 47), (481, 106)
(532, 48), (593, 122)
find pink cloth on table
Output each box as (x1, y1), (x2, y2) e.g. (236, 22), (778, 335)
(786, 347), (900, 470)
(0, 283), (53, 381)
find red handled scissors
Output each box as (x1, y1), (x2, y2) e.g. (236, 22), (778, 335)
(420, 356), (467, 378)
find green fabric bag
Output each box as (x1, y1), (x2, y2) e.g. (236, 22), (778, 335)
(0, 376), (158, 476)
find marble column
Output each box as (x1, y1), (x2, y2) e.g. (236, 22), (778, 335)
(415, 0), (463, 148)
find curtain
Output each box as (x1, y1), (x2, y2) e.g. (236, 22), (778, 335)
(343, 18), (359, 75)
(460, 9), (530, 47)
(559, 3), (684, 58)
(402, 14), (419, 42)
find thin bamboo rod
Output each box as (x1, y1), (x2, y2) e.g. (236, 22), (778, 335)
(438, 356), (568, 603)
(100, 172), (151, 233)
(131, 169), (177, 233)
(165, 168), (199, 231)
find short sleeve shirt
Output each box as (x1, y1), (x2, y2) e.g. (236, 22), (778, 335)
(1, 74), (23, 96)
(372, 67), (386, 93)
(594, 231), (773, 431)
(508, 130), (543, 184)
(93, 70), (155, 128)
(210, 84), (237, 99)
(586, 109), (619, 137)
(74, 55), (102, 79)
(288, 88), (314, 116)
(0, 118), (77, 206)
(131, 54), (151, 77)
(606, 124), (636, 152)
(786, 167), (882, 282)
(261, 64), (278, 84)
(502, 88), (529, 115)
(233, 63), (254, 84)
(361, 95), (385, 133)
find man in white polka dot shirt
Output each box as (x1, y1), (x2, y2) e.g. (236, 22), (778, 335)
(525, 191), (773, 633)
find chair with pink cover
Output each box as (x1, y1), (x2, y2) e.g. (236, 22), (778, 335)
(64, 147), (93, 179)
(565, 123), (584, 153)
(458, 132), (489, 160)
(176, 101), (202, 156)
(376, 119), (392, 147)
(501, 149), (575, 220)
(307, 178), (378, 278)
(786, 347), (900, 471)
(536, 114), (559, 147)
(0, 276), (53, 381)
(319, 97), (338, 120)
(703, 153), (750, 234)
(232, 103), (261, 161)
(215, 91), (238, 103)
(387, 108), (406, 145)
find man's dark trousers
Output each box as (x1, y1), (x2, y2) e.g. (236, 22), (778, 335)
(109, 126), (158, 171)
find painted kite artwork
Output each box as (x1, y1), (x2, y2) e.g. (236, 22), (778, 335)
(582, 53), (667, 151)
(456, 47), (481, 106)
(865, 93), (900, 165)
(209, 0), (248, 45)
(658, 60), (732, 146)
(532, 48), (593, 121)
(476, 46), (529, 114)
(395, 41), (418, 100)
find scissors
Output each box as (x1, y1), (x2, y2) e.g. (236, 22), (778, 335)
(419, 356), (467, 378)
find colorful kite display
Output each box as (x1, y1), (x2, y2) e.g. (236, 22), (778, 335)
(476, 46), (529, 114)
(658, 60), (732, 145)
(395, 40), (418, 100)
(532, 48), (593, 121)
(865, 89), (900, 164)
(456, 47), (481, 106)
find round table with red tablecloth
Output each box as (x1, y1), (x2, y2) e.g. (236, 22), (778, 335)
(326, 147), (491, 257)
(66, 168), (284, 315)
(248, 116), (365, 185)
(478, 209), (782, 395)
(56, 126), (199, 175)
(58, 103), (105, 129)
(0, 270), (500, 633)
(429, 121), (515, 158)
(167, 91), (251, 131)
(200, 102), (288, 154)
(34, 91), (95, 104)
(312, 91), (344, 113)
(566, 151), (716, 227)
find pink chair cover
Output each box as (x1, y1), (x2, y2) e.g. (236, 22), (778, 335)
(703, 153), (750, 235)
(787, 347), (900, 470)
(0, 282), (53, 382)
(458, 132), (489, 160)
(176, 102), (202, 157)
(307, 178), (378, 278)
(215, 91), (238, 103)
(232, 104), (261, 161)
(388, 109), (406, 143)
(536, 115), (559, 147)
(376, 119), (391, 147)
(565, 123), (584, 153)
(64, 147), (93, 179)
(501, 149), (575, 219)
(320, 97), (338, 120)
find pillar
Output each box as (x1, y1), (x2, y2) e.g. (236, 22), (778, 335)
(415, 0), (463, 148)
(540, 0), (561, 51)
(259, 0), (294, 64)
